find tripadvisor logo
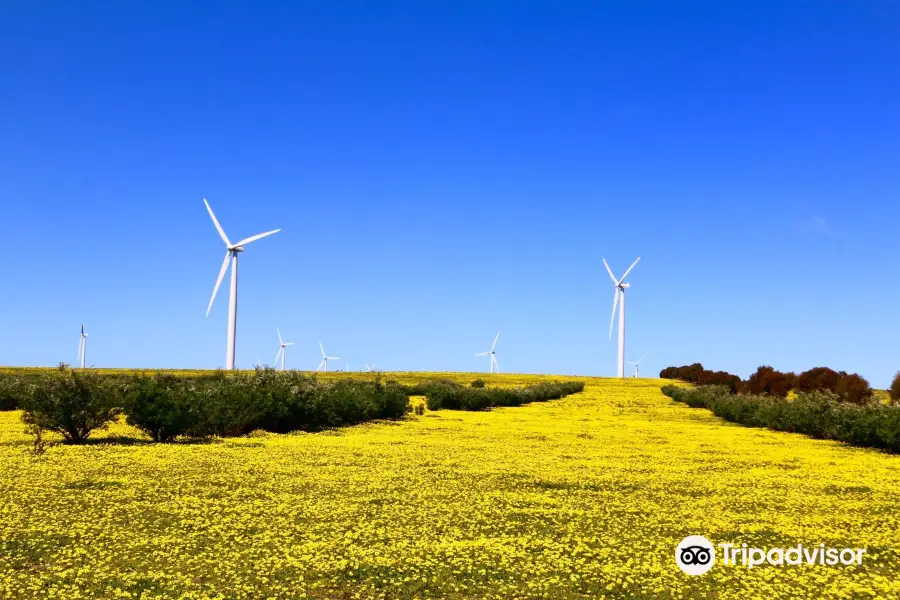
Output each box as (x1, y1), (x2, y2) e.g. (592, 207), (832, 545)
(675, 536), (867, 575)
(676, 536), (716, 575)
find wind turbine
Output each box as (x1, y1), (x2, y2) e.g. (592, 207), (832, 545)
(77, 324), (88, 369)
(318, 341), (339, 372)
(203, 198), (281, 370)
(603, 257), (641, 378)
(475, 333), (500, 373)
(628, 353), (649, 378)
(365, 362), (378, 372)
(274, 328), (294, 371)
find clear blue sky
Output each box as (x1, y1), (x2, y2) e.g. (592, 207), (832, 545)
(1, 1), (898, 386)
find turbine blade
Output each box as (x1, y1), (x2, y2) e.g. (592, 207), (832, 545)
(317, 360), (325, 371)
(492, 332), (500, 351)
(206, 251), (231, 317)
(203, 198), (231, 246)
(277, 328), (283, 345)
(602, 258), (618, 284)
(493, 356), (499, 372)
(284, 342), (294, 346)
(637, 352), (648, 363)
(619, 256), (641, 283)
(608, 288), (619, 340)
(232, 229), (281, 248)
(329, 356), (339, 360)
(274, 347), (282, 365)
(475, 352), (489, 356)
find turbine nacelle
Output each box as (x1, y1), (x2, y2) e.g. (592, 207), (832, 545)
(476, 332), (501, 373)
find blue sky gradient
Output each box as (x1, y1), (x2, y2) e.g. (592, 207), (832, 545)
(1, 2), (898, 385)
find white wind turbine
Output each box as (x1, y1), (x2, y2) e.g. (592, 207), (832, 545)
(628, 353), (649, 378)
(77, 324), (88, 369)
(475, 332), (500, 374)
(604, 257), (641, 378)
(274, 328), (294, 371)
(317, 341), (339, 372)
(203, 198), (281, 370)
(364, 362), (378, 372)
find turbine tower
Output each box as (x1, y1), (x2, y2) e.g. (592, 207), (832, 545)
(628, 353), (649, 378)
(274, 328), (294, 371)
(603, 257), (641, 378)
(203, 198), (281, 370)
(318, 341), (339, 372)
(475, 332), (500, 374)
(77, 324), (88, 369)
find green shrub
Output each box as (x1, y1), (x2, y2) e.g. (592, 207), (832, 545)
(0, 374), (30, 411)
(661, 384), (900, 453)
(19, 365), (121, 444)
(471, 379), (486, 388)
(424, 380), (585, 412)
(124, 373), (209, 442)
(186, 370), (410, 436)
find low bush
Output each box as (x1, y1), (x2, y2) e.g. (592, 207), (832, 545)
(20, 365), (121, 444)
(124, 373), (209, 442)
(662, 384), (900, 453)
(186, 371), (410, 437)
(423, 380), (585, 412)
(0, 373), (31, 411)
(661, 363), (874, 404)
(740, 366), (797, 398)
(471, 379), (486, 388)
(16, 367), (411, 443)
(660, 364), (742, 393)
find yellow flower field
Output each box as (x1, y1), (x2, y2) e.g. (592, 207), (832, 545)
(1, 375), (898, 599)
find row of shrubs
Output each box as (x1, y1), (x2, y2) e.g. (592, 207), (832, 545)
(661, 384), (900, 453)
(660, 363), (879, 405)
(404, 378), (585, 411)
(19, 366), (410, 444)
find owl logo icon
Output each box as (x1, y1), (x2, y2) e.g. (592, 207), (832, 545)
(675, 535), (716, 575)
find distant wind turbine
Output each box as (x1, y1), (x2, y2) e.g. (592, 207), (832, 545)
(274, 328), (294, 371)
(628, 353), (649, 378)
(365, 362), (378, 372)
(203, 198), (281, 370)
(603, 257), (641, 378)
(77, 324), (88, 369)
(475, 332), (500, 373)
(317, 341), (339, 372)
